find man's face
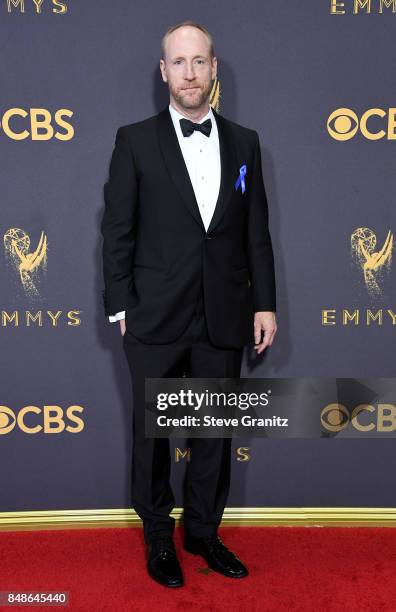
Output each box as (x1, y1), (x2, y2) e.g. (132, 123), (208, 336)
(160, 26), (217, 111)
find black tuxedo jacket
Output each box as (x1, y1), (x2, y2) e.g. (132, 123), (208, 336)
(101, 105), (276, 348)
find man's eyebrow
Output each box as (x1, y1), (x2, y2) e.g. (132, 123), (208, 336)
(171, 55), (207, 60)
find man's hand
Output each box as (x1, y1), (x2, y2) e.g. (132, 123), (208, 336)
(254, 311), (277, 354)
(120, 318), (126, 337)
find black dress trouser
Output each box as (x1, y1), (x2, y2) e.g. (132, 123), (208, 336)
(122, 287), (243, 545)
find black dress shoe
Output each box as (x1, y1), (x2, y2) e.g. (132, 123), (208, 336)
(146, 536), (184, 587)
(184, 535), (248, 578)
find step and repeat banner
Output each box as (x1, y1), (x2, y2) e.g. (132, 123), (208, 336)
(1, 1), (396, 512)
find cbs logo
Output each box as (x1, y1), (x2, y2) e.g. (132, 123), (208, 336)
(321, 403), (396, 432)
(0, 405), (84, 434)
(327, 107), (396, 141)
(1, 108), (74, 140)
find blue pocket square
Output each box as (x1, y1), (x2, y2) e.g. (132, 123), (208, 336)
(235, 164), (247, 194)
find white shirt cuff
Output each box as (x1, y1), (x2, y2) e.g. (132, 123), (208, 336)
(108, 311), (125, 322)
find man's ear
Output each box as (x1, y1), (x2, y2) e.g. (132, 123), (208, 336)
(211, 56), (217, 80)
(159, 59), (167, 83)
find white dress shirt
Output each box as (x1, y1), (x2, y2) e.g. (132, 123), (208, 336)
(108, 102), (221, 322)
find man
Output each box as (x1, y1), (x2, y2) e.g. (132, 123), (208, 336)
(101, 20), (277, 588)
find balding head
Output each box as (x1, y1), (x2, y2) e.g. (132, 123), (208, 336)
(161, 20), (214, 61)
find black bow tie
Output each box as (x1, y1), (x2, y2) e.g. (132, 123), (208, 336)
(179, 117), (212, 137)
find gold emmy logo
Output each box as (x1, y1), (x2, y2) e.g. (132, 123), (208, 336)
(3, 228), (48, 296)
(174, 446), (251, 462)
(330, 0), (396, 14)
(351, 227), (393, 296)
(6, 0), (68, 14)
(175, 448), (191, 462)
(209, 77), (221, 113)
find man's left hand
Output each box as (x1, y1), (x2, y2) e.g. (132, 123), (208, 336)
(253, 311), (277, 354)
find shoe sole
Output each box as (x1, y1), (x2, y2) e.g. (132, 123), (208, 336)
(183, 546), (248, 579)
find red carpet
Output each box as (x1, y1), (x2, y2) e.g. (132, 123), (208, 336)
(1, 526), (396, 611)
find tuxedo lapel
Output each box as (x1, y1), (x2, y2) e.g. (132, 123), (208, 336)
(207, 107), (237, 234)
(157, 106), (203, 229)
(156, 105), (237, 234)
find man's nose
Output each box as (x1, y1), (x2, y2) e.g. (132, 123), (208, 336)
(183, 62), (196, 80)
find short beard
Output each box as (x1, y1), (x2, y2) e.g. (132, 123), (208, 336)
(171, 81), (212, 110)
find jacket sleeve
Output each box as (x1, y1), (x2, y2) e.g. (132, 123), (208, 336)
(247, 131), (276, 312)
(100, 127), (138, 317)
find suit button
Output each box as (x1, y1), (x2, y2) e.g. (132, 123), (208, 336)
(205, 234), (212, 240)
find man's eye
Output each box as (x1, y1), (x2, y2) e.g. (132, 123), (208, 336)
(173, 59), (206, 65)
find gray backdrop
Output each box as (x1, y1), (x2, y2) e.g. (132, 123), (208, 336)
(1, 0), (395, 512)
